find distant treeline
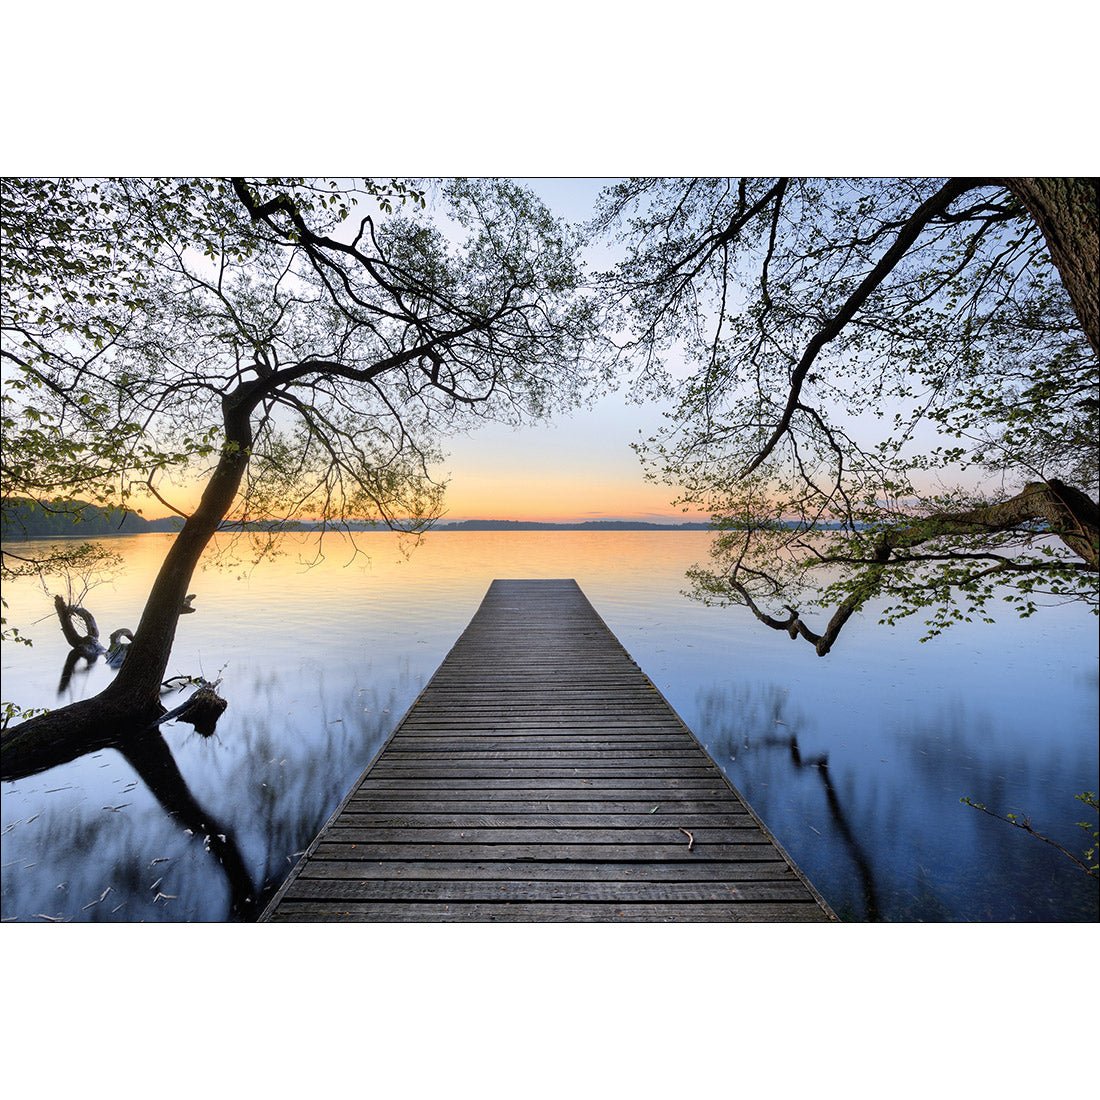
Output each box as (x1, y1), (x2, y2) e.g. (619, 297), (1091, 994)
(0, 505), (714, 538)
(2, 502), (867, 539)
(0, 499), (318, 538)
(1, 498), (186, 538)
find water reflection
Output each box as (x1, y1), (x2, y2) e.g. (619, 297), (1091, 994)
(1, 673), (406, 922)
(891, 705), (1100, 921)
(698, 684), (883, 920)
(693, 681), (1099, 921)
(2, 531), (1097, 921)
(113, 733), (256, 917)
(3, 688), (257, 917)
(57, 647), (99, 694)
(54, 628), (132, 692)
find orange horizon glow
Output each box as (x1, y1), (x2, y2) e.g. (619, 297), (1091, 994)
(124, 401), (712, 524)
(122, 475), (708, 526)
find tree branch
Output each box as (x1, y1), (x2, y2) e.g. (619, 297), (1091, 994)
(729, 478), (1098, 655)
(742, 177), (990, 477)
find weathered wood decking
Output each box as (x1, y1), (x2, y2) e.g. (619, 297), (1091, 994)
(263, 579), (834, 922)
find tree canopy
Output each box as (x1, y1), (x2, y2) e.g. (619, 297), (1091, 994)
(3, 177), (595, 534)
(1, 176), (599, 764)
(592, 177), (1099, 653)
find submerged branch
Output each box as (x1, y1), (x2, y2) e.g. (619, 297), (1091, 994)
(53, 595), (102, 652)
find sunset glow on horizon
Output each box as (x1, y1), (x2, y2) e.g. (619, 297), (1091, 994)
(129, 396), (709, 526)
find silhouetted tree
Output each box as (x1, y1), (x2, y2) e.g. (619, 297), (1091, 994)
(593, 178), (1098, 652)
(2, 177), (597, 767)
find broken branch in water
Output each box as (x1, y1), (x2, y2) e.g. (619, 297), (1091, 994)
(105, 629), (133, 668)
(52, 596), (135, 683)
(145, 679), (228, 737)
(52, 596), (103, 654)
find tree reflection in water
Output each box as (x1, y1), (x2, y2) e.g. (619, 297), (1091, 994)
(117, 733), (257, 917)
(57, 648), (99, 694)
(696, 684), (883, 921)
(1, 662), (407, 922)
(693, 682), (1099, 921)
(3, 668), (258, 918)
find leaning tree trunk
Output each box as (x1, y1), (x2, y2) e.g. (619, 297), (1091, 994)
(2, 398), (255, 777)
(99, 402), (254, 709)
(1004, 177), (1099, 357)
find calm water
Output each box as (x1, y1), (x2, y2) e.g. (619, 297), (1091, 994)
(2, 530), (1097, 922)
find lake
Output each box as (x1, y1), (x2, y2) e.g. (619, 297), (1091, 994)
(1, 530), (1097, 921)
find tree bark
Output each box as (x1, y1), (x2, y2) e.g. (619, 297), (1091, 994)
(1004, 178), (1099, 357)
(867, 479), (1098, 569)
(2, 693), (154, 779)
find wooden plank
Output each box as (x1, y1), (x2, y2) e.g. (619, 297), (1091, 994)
(353, 777), (732, 792)
(325, 826), (760, 843)
(380, 749), (706, 760)
(365, 766), (723, 778)
(345, 799), (747, 814)
(403, 702), (670, 710)
(281, 878), (816, 904)
(391, 730), (690, 738)
(336, 813), (752, 829)
(396, 721), (686, 731)
(262, 579), (834, 923)
(351, 782), (732, 797)
(387, 739), (695, 750)
(310, 842), (781, 861)
(267, 901), (832, 923)
(295, 860), (797, 882)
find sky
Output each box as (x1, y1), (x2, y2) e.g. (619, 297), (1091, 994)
(132, 177), (704, 525)
(121, 175), (978, 524)
(434, 390), (698, 523)
(47, 175), (1039, 525)
(427, 177), (702, 523)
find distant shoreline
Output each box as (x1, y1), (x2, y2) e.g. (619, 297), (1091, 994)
(3, 497), (720, 538)
(1, 520), (715, 540)
(2, 497), (720, 537)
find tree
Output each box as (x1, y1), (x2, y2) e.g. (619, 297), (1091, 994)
(592, 178), (1098, 653)
(1, 177), (597, 772)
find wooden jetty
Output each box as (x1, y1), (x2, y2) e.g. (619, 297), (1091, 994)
(262, 579), (834, 922)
